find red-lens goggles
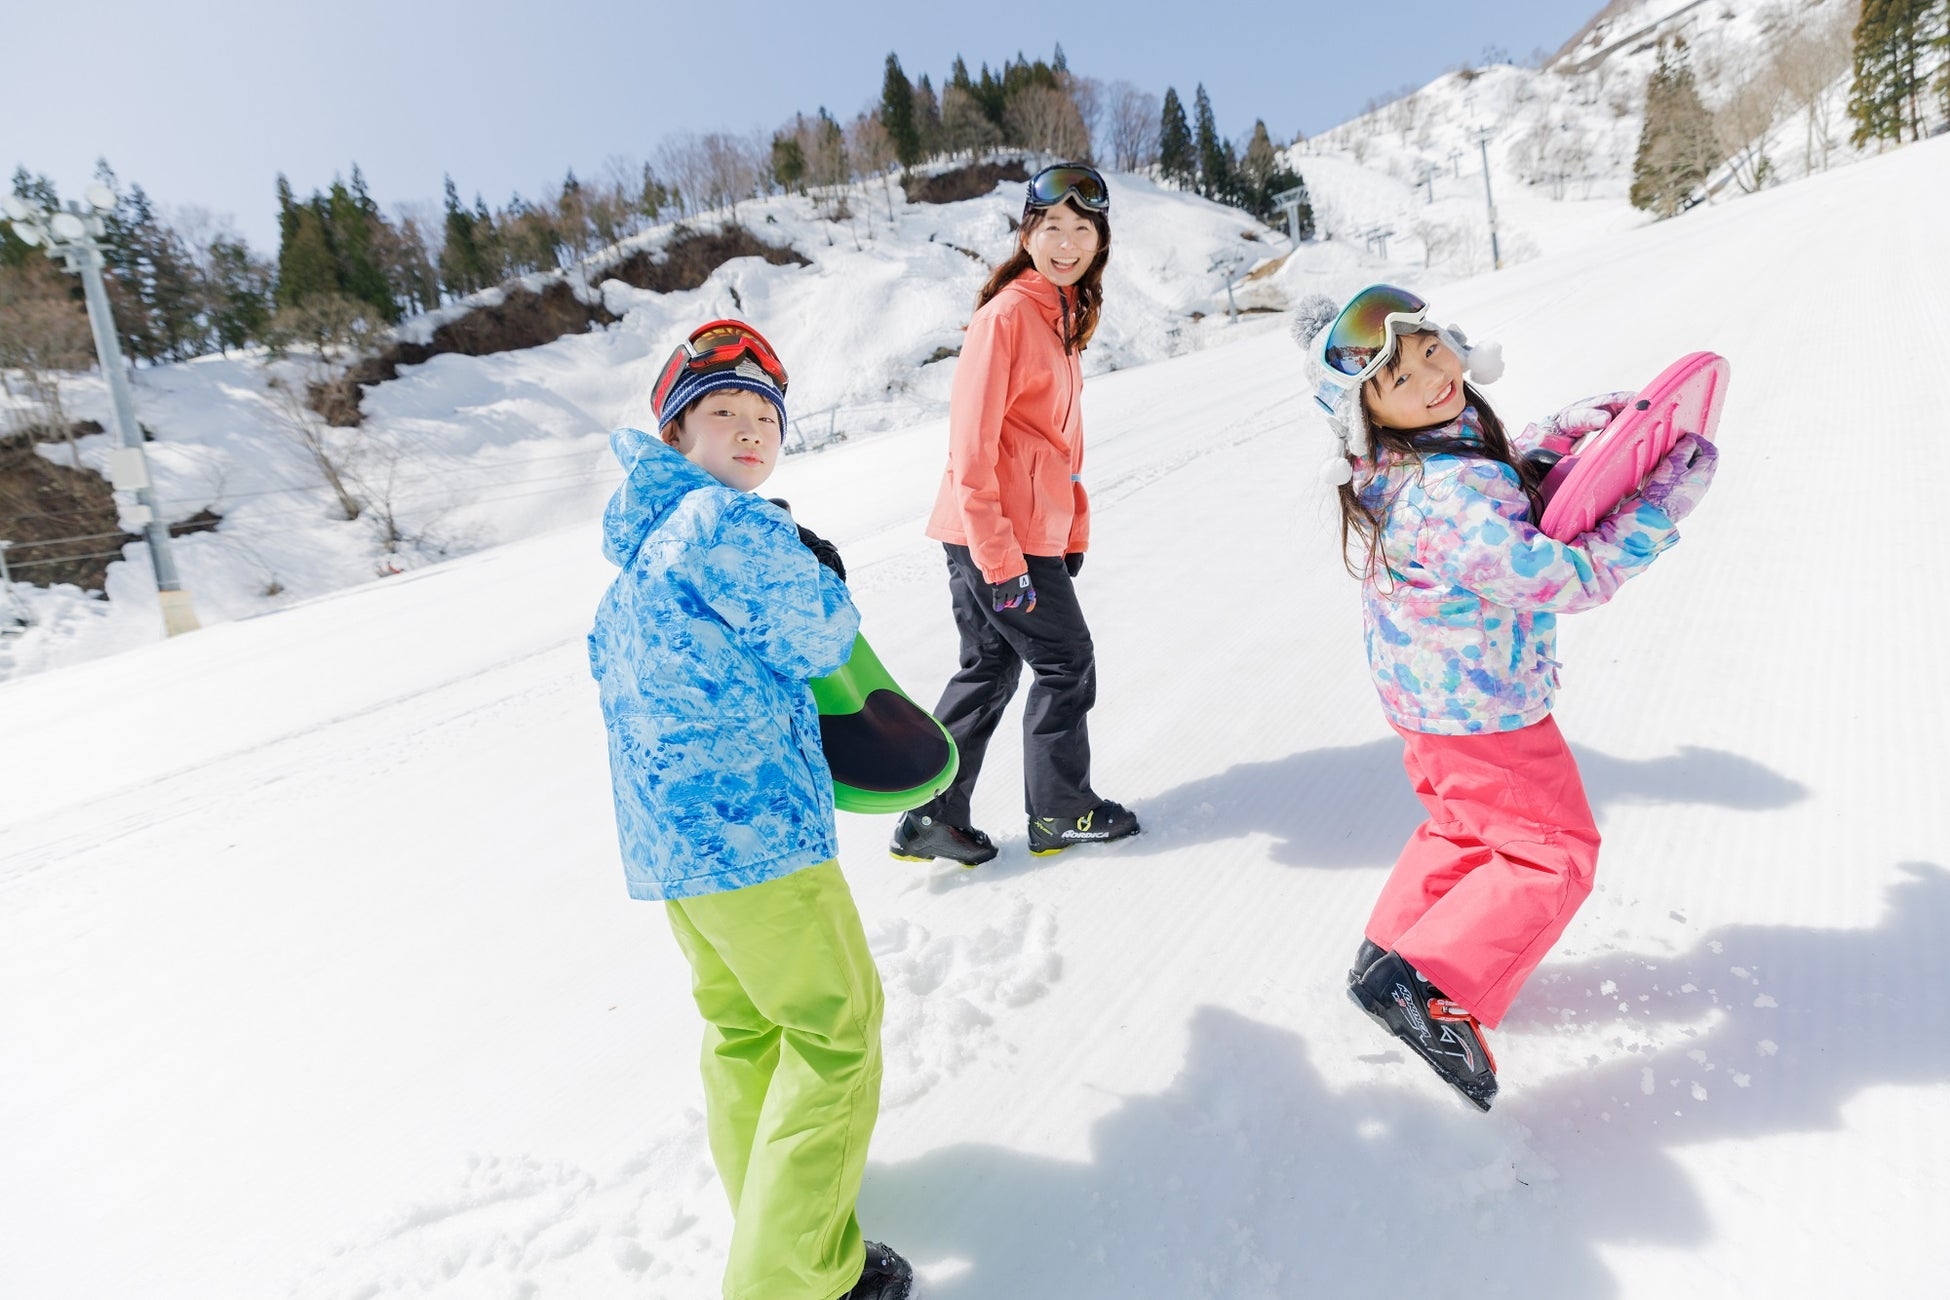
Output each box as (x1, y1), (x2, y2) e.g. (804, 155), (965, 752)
(1320, 285), (1429, 383)
(1025, 164), (1110, 214)
(651, 319), (789, 420)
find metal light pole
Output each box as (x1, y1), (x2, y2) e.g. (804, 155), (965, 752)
(2, 186), (199, 635)
(0, 539), (30, 629)
(1471, 128), (1503, 271)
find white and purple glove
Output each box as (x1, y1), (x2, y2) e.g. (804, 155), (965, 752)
(1524, 391), (1638, 455)
(1638, 434), (1719, 524)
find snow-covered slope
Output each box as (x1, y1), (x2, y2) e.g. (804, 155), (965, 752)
(4, 125), (1947, 1299)
(0, 170), (1294, 682)
(1281, 0), (1880, 283)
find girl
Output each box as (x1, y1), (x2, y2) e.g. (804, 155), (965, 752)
(1301, 284), (1717, 1110)
(892, 163), (1140, 865)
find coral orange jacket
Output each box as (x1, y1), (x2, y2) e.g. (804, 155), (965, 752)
(925, 269), (1090, 584)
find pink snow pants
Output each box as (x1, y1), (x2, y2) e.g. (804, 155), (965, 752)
(1364, 715), (1600, 1028)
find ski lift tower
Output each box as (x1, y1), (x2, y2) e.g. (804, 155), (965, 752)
(1271, 184), (1310, 246)
(1470, 127), (1504, 271)
(1, 186), (200, 637)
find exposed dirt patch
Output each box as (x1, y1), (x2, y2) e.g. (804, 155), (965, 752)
(311, 225), (807, 428)
(601, 225), (809, 295)
(906, 162), (1030, 205)
(1, 431), (225, 592)
(1, 437), (124, 591)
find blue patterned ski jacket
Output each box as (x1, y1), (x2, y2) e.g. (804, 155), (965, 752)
(588, 428), (860, 901)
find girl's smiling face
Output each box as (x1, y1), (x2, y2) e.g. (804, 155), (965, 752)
(1364, 331), (1467, 431)
(1021, 199), (1102, 287)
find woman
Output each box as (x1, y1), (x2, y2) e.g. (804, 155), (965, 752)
(891, 163), (1139, 866)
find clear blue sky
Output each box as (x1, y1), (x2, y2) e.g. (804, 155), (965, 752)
(4, 0), (1596, 251)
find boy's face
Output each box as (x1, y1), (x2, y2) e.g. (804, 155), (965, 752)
(663, 388), (783, 491)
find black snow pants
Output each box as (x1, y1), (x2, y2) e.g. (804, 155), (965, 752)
(927, 543), (1098, 825)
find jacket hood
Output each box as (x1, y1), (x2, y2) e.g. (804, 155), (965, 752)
(601, 426), (720, 567)
(1002, 268), (1065, 329)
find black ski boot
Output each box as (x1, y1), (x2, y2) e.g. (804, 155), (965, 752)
(1348, 937), (1386, 986)
(1348, 951), (1499, 1111)
(890, 810), (997, 866)
(842, 1241), (914, 1300)
(1027, 799), (1142, 856)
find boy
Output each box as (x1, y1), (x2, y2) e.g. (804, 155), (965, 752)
(588, 319), (912, 1300)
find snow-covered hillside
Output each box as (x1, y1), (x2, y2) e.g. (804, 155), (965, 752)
(4, 113), (1947, 1300)
(1284, 0), (1876, 276)
(0, 170), (1303, 682)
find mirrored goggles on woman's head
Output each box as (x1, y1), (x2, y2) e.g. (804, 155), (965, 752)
(652, 319), (789, 419)
(1319, 284), (1430, 387)
(1024, 164), (1110, 215)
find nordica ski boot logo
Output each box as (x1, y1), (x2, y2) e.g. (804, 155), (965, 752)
(1055, 811), (1107, 841)
(1392, 982), (1432, 1045)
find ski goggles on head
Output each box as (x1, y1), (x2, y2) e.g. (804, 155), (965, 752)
(652, 319), (789, 421)
(1024, 164), (1110, 215)
(1318, 284), (1430, 387)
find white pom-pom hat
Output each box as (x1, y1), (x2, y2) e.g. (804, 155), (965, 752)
(1294, 284), (1503, 484)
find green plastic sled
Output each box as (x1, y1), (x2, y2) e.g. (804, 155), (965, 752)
(810, 634), (959, 815)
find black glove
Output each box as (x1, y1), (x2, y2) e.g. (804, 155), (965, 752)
(991, 572), (1037, 614)
(767, 498), (845, 581)
(1064, 552), (1084, 578)
(797, 525), (846, 580)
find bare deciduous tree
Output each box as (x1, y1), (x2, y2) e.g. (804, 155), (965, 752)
(941, 85), (1002, 160)
(261, 293), (388, 522)
(0, 260), (99, 465)
(1005, 86), (1092, 161)
(1772, 0), (1858, 173)
(847, 112), (899, 226)
(1715, 57), (1788, 192)
(1105, 81), (1160, 171)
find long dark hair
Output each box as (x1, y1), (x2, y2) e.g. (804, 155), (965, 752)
(977, 198), (1111, 351)
(1336, 342), (1544, 582)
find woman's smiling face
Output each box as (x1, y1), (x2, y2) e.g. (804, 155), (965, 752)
(1364, 331), (1467, 431)
(1021, 199), (1102, 287)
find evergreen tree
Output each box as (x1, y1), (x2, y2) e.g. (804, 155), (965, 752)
(438, 176), (488, 297)
(912, 74), (943, 158)
(976, 62), (1008, 127)
(880, 53), (921, 168)
(770, 133), (808, 193)
(1159, 87), (1195, 189)
(328, 167), (397, 322)
(1193, 84), (1229, 200)
(1848, 0), (1936, 147)
(1241, 120), (1279, 195)
(276, 196), (340, 309)
(1629, 37), (1721, 217)
(3, 169), (58, 270)
(204, 238), (274, 354)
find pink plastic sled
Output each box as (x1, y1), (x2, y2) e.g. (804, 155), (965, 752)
(1536, 352), (1730, 542)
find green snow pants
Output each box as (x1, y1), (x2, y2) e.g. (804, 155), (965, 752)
(664, 860), (885, 1300)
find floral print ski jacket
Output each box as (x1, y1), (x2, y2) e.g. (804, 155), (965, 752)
(588, 428), (860, 901)
(1357, 408), (1681, 735)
